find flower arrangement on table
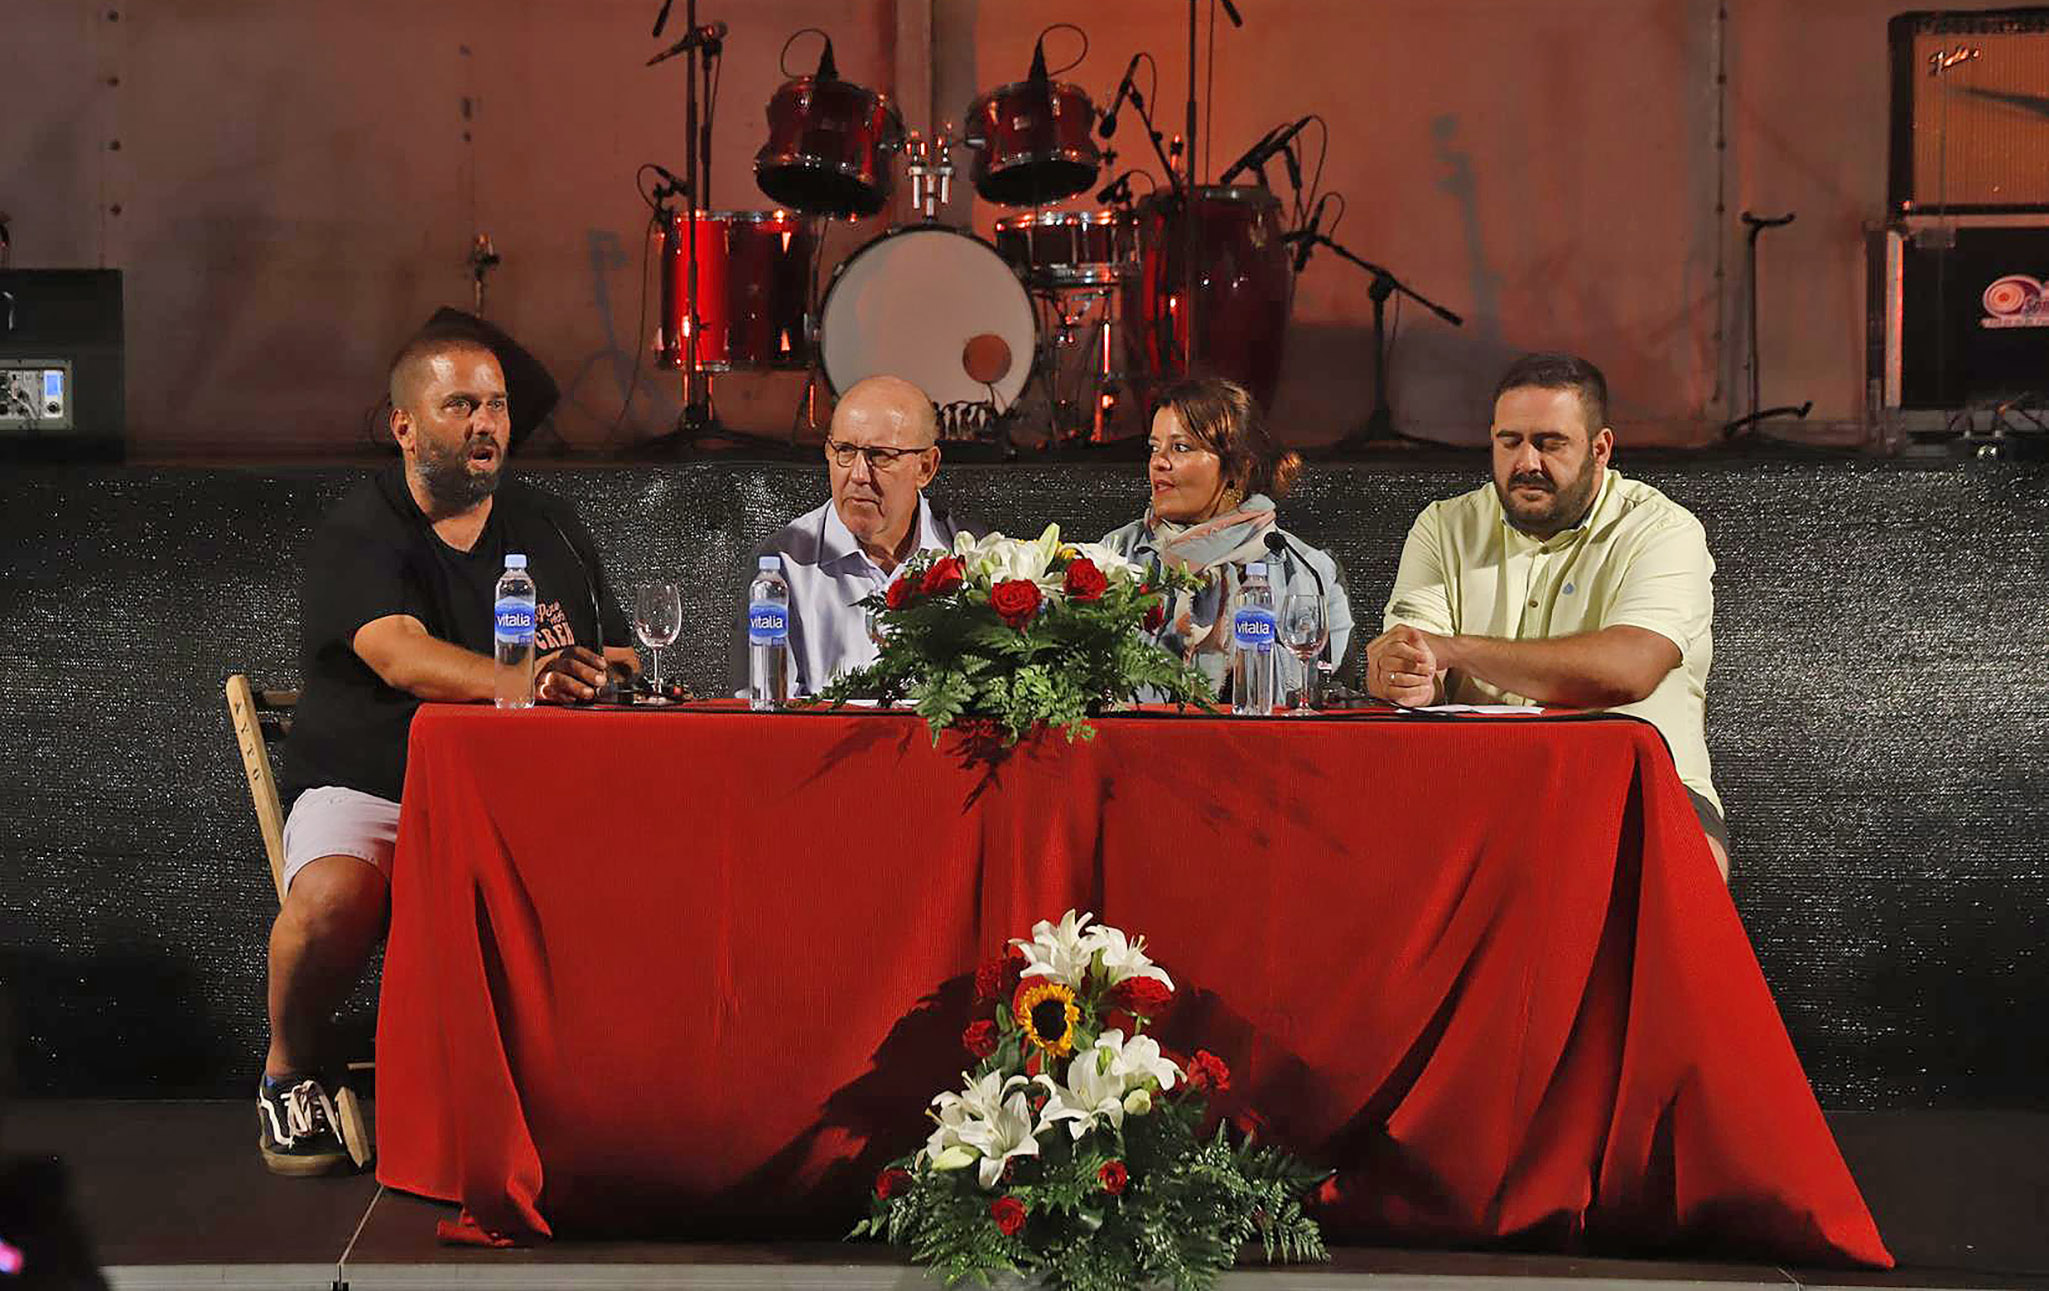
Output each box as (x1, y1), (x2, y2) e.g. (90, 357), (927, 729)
(814, 524), (1215, 743)
(851, 910), (1330, 1290)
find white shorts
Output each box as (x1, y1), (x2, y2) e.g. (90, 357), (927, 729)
(281, 786), (401, 894)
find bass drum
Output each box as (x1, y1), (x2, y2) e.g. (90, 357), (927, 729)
(818, 225), (1037, 411)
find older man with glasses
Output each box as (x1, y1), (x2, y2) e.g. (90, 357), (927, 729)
(735, 374), (982, 697)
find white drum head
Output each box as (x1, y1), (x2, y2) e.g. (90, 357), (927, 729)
(820, 226), (1036, 409)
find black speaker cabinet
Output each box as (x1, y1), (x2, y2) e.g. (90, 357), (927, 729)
(0, 269), (125, 460)
(1889, 9), (2049, 214)
(1870, 216), (2049, 411)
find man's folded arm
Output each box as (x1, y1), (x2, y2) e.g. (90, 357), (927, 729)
(1432, 625), (1680, 709)
(352, 614), (497, 702)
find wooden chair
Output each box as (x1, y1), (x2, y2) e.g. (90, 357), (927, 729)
(223, 674), (297, 903)
(224, 674), (376, 1106)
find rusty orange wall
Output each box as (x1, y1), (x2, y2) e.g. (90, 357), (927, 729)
(1, 0), (2025, 454)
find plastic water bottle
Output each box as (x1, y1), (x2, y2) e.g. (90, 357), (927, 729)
(747, 555), (791, 711)
(493, 554), (537, 710)
(1231, 561), (1278, 717)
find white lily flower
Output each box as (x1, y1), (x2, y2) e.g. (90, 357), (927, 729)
(1013, 909), (1097, 987)
(1107, 1029), (1181, 1093)
(1122, 1087), (1152, 1116)
(954, 1083), (1046, 1189)
(1087, 924), (1175, 992)
(954, 524), (1064, 587)
(1042, 1041), (1131, 1140)
(923, 1069), (1034, 1164)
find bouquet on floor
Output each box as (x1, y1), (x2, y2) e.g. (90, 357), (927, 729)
(851, 911), (1329, 1290)
(815, 524), (1214, 743)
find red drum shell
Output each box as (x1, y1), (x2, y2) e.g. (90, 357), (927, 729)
(660, 210), (815, 371)
(1122, 185), (1293, 410)
(963, 78), (1101, 207)
(754, 76), (904, 218)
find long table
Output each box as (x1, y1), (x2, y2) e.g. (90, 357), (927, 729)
(375, 703), (1891, 1266)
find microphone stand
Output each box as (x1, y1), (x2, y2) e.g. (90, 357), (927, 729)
(1299, 234), (1464, 451)
(1722, 211), (1811, 440)
(646, 0), (723, 453)
(1179, 0), (1239, 379)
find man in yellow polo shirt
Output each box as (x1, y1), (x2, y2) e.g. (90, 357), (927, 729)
(1365, 353), (1727, 878)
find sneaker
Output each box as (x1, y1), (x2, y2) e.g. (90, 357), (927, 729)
(256, 1074), (372, 1177)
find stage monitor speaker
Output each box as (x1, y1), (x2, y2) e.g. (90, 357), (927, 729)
(0, 269), (124, 460)
(1869, 215), (2049, 411)
(1889, 9), (2049, 214)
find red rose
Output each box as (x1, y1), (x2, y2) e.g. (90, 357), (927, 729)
(989, 1194), (1027, 1236)
(989, 578), (1042, 629)
(920, 555), (966, 596)
(1062, 558), (1108, 602)
(885, 575), (915, 610)
(1109, 976), (1173, 1017)
(1098, 1160), (1129, 1195)
(962, 1019), (998, 1058)
(1186, 1049), (1231, 1093)
(875, 1166), (912, 1200)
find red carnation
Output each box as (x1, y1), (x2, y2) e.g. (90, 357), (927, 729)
(1098, 1160), (1129, 1195)
(920, 555), (966, 596)
(875, 1166), (912, 1200)
(962, 1019), (998, 1059)
(1109, 976), (1173, 1017)
(989, 1194), (1027, 1236)
(975, 952), (1023, 1002)
(989, 578), (1042, 629)
(1063, 558), (1108, 602)
(885, 575), (915, 610)
(1186, 1049), (1231, 1093)
(1142, 592), (1166, 632)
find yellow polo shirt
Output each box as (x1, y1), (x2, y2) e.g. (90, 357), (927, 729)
(1382, 468), (1720, 815)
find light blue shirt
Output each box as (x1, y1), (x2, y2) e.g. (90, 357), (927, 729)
(741, 496), (954, 697)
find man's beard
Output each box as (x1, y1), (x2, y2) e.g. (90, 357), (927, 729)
(415, 435), (503, 511)
(1496, 461), (1600, 538)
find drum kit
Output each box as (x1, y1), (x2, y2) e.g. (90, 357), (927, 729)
(651, 23), (1301, 450)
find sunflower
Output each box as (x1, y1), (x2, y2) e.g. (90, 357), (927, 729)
(1012, 979), (1081, 1057)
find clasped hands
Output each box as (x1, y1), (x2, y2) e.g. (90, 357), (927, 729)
(534, 646), (617, 705)
(1365, 625), (1446, 708)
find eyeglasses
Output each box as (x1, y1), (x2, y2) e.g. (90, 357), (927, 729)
(825, 437), (934, 471)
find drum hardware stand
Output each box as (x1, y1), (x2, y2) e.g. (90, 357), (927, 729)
(1298, 234), (1463, 452)
(647, 4), (728, 450)
(904, 127), (957, 223)
(467, 233), (501, 317)
(1722, 210), (1812, 440)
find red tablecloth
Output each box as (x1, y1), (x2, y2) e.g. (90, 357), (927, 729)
(375, 703), (1890, 1266)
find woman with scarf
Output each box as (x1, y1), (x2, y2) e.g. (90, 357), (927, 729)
(1100, 377), (1353, 706)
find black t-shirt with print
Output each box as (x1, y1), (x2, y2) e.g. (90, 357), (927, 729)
(280, 465), (627, 808)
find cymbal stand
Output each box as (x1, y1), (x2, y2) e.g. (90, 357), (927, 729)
(1301, 234), (1463, 450)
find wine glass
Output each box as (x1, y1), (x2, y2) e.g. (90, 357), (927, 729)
(632, 581), (682, 704)
(1279, 593), (1328, 715)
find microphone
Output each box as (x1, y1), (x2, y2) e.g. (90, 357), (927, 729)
(650, 0), (674, 38)
(1095, 170), (1133, 205)
(816, 34), (839, 81)
(648, 162), (691, 198)
(1028, 37), (1050, 84)
(1218, 116), (1312, 185)
(1281, 136), (1303, 193)
(1099, 54), (1141, 139)
(647, 21), (728, 67)
(1290, 196), (1329, 273)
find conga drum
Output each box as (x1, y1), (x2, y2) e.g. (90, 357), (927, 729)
(1123, 185), (1293, 410)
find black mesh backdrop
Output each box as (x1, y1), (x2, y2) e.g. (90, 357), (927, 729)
(1, 457), (2044, 1107)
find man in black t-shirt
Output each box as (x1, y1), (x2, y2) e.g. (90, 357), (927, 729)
(260, 330), (635, 1177)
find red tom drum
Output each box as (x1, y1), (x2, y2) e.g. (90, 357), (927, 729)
(660, 210), (816, 371)
(754, 76), (905, 218)
(962, 79), (1102, 207)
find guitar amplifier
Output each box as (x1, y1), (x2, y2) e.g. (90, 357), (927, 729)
(1869, 215), (2049, 412)
(1889, 8), (2049, 213)
(0, 270), (124, 459)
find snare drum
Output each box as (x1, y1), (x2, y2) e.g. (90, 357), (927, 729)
(755, 76), (905, 218)
(818, 225), (1036, 410)
(659, 210), (815, 371)
(993, 210), (1138, 288)
(963, 79), (1101, 206)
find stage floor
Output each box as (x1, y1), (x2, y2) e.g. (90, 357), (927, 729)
(5, 1101), (2045, 1290)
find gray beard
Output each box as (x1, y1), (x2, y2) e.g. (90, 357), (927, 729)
(415, 440), (503, 512)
